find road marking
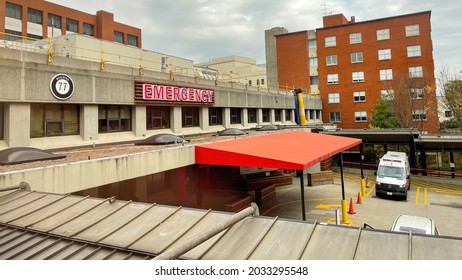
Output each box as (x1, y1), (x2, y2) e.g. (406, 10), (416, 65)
(415, 187), (428, 205)
(315, 204), (341, 209)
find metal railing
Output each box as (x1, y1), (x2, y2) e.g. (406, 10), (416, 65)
(0, 31), (319, 96)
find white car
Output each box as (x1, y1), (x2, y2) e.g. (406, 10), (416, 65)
(390, 215), (439, 235)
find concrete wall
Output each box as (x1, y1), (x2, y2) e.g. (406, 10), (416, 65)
(0, 145), (195, 194)
(0, 47), (322, 150)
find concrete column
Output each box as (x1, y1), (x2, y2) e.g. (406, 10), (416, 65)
(270, 109), (275, 124)
(5, 103), (30, 147)
(242, 108), (249, 128)
(281, 109), (287, 123)
(223, 108), (231, 128)
(171, 106), (182, 134)
(132, 105), (146, 137)
(257, 108), (263, 125)
(80, 104), (99, 141)
(290, 110), (296, 123)
(199, 107), (209, 131)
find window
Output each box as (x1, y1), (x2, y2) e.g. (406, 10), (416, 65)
(28, 8), (42, 24)
(114, 31), (124, 43)
(209, 107), (223, 125)
(48, 14), (62, 29)
(248, 108), (257, 123)
(355, 111), (367, 122)
(411, 88), (425, 99)
(66, 18), (79, 33)
(146, 106), (170, 129)
(0, 104), (3, 140)
(4, 29), (21, 41)
(380, 69), (393, 80)
(330, 112), (341, 122)
(412, 109), (427, 121)
(285, 109), (291, 122)
(275, 109), (281, 122)
(83, 23), (94, 36)
(377, 28), (390, 40)
(407, 45), (421, 57)
(325, 36), (336, 47)
(260, 79), (265, 85)
(182, 107), (199, 127)
(352, 72), (365, 83)
(231, 108), (242, 124)
(30, 104), (79, 137)
(381, 89), (394, 100)
(308, 39), (317, 48)
(328, 93), (340, 103)
(351, 52), (363, 63)
(327, 74), (339, 84)
(409, 66), (423, 78)
(326, 55), (337, 66)
(98, 105), (131, 132)
(378, 49), (391, 60)
(406, 24), (420, 37)
(127, 34), (138, 46)
(262, 109), (270, 122)
(350, 32), (362, 44)
(248, 80), (252, 86)
(310, 76), (319, 86)
(354, 91), (366, 102)
(6, 2), (22, 19)
(309, 57), (318, 67)
(445, 111), (452, 118)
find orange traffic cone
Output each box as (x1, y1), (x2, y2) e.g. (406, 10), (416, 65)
(348, 197), (356, 214)
(357, 192), (362, 204)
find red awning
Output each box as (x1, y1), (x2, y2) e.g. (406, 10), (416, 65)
(195, 130), (362, 170)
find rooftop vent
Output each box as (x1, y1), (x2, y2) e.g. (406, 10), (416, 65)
(217, 128), (248, 136)
(136, 134), (188, 145)
(0, 147), (66, 165)
(256, 125), (282, 131)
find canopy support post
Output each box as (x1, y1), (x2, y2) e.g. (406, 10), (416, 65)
(297, 170), (306, 221)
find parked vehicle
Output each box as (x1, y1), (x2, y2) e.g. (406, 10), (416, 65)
(391, 214), (439, 235)
(375, 151), (410, 200)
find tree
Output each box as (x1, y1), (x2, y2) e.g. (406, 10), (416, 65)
(371, 98), (402, 128)
(382, 71), (438, 132)
(442, 79), (462, 126)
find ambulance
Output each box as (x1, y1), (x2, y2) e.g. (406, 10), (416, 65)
(375, 151), (410, 200)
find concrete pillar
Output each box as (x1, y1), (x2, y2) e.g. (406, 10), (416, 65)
(257, 108), (263, 125)
(223, 108), (231, 128)
(281, 109), (287, 123)
(270, 109), (275, 124)
(5, 103), (30, 147)
(242, 108), (249, 128)
(171, 106), (182, 134)
(199, 107), (209, 131)
(80, 104), (99, 141)
(132, 105), (146, 137)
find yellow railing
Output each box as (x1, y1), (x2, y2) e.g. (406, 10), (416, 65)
(0, 32), (318, 96)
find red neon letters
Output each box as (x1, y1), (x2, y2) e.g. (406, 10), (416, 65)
(143, 84), (214, 103)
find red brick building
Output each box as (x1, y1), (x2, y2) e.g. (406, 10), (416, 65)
(0, 0), (141, 48)
(275, 11), (439, 133)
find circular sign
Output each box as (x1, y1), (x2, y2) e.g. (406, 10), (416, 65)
(50, 74), (74, 100)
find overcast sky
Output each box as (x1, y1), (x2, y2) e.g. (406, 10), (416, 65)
(49, 0), (462, 76)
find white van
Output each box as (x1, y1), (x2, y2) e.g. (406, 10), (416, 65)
(375, 151), (410, 200)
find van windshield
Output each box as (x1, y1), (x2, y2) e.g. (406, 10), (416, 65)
(377, 166), (405, 179)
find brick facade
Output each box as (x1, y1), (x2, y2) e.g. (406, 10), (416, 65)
(276, 31), (310, 91)
(276, 11), (439, 133)
(1, 0), (142, 48)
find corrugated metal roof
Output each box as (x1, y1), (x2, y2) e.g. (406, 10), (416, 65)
(1, 190), (462, 260)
